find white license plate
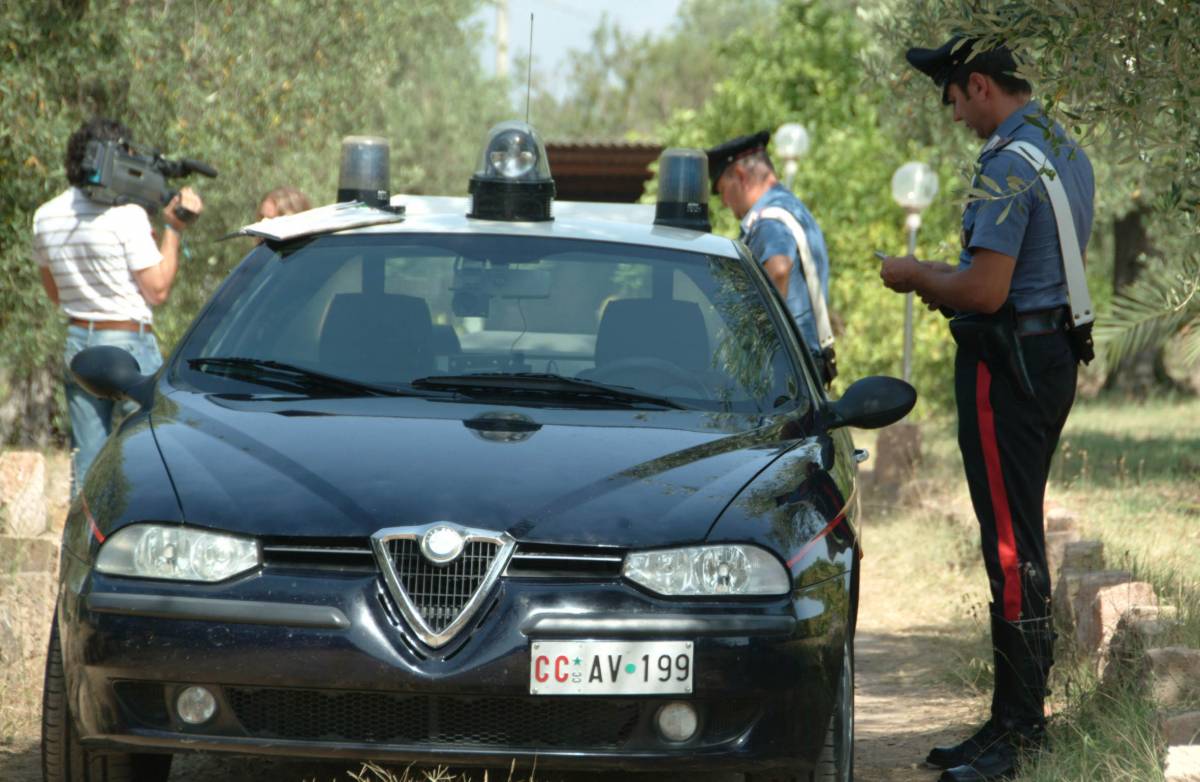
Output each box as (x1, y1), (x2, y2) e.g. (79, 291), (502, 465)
(529, 640), (693, 695)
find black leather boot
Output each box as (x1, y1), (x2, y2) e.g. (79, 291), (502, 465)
(938, 720), (1045, 781)
(926, 606), (1011, 770)
(941, 610), (1053, 780)
(925, 718), (1005, 769)
(1000, 612), (1055, 724)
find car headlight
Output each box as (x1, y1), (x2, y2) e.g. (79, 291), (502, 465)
(95, 524), (260, 582)
(623, 544), (789, 596)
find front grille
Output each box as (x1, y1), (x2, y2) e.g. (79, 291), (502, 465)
(505, 543), (625, 579)
(227, 688), (639, 749)
(261, 540), (376, 573)
(387, 539), (499, 632)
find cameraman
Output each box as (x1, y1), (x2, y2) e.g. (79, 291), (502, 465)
(33, 117), (204, 495)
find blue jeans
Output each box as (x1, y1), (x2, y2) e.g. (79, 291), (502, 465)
(64, 325), (163, 497)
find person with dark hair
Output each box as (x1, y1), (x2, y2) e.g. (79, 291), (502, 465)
(879, 36), (1095, 782)
(706, 130), (836, 384)
(33, 116), (204, 495)
(256, 185), (312, 220)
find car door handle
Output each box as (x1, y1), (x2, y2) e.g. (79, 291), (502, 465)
(854, 448), (869, 464)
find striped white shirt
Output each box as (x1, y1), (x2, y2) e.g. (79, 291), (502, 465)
(32, 188), (161, 323)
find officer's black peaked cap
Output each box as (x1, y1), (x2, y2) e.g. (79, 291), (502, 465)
(706, 130), (771, 194)
(905, 35), (1021, 105)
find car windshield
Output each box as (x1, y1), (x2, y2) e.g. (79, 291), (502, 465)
(172, 233), (806, 414)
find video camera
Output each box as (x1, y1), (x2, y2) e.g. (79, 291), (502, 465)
(81, 139), (217, 222)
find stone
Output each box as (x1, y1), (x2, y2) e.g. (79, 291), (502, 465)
(1045, 505), (1078, 535)
(1072, 570), (1134, 648)
(897, 477), (942, 507)
(0, 536), (60, 573)
(1059, 570), (1131, 645)
(1161, 711), (1200, 746)
(1089, 581), (1157, 662)
(872, 422), (921, 490)
(1115, 604), (1179, 646)
(1046, 528), (1082, 580)
(1147, 647), (1200, 709)
(0, 570), (58, 733)
(0, 450), (48, 537)
(1165, 745), (1200, 782)
(1102, 605), (1180, 689)
(1061, 539), (1104, 573)
(1056, 568), (1128, 633)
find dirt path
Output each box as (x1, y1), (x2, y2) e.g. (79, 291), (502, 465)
(852, 613), (988, 779)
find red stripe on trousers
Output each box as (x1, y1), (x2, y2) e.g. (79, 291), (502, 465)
(976, 361), (1022, 620)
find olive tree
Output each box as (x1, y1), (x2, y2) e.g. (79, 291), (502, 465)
(862, 0), (1200, 386)
(654, 0), (965, 411)
(0, 0), (507, 444)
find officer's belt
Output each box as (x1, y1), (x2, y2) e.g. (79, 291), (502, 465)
(1015, 306), (1068, 338)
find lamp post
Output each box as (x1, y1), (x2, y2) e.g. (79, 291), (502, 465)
(774, 122), (810, 190)
(889, 161), (939, 383)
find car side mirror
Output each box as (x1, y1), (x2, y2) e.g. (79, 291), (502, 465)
(69, 346), (155, 408)
(824, 375), (916, 430)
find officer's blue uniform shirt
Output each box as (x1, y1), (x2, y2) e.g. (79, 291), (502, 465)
(740, 183), (831, 352)
(959, 100), (1094, 314)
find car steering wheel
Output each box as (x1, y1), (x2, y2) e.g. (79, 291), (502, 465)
(586, 357), (710, 398)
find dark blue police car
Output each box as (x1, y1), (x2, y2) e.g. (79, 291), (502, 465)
(46, 123), (915, 782)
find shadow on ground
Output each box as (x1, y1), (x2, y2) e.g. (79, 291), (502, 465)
(1052, 430), (1200, 487)
(0, 741), (743, 782)
(853, 630), (991, 782)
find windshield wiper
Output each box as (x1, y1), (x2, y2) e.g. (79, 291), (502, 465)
(410, 372), (686, 410)
(189, 357), (412, 398)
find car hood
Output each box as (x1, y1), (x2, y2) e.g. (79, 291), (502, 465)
(150, 392), (797, 548)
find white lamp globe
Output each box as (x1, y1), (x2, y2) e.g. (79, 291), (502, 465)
(774, 123), (810, 161)
(890, 161), (939, 211)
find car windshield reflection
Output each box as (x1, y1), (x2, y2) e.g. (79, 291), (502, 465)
(173, 235), (803, 415)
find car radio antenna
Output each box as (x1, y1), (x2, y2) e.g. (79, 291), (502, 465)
(525, 13), (534, 123)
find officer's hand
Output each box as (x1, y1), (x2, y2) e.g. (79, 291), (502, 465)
(922, 260), (957, 276)
(879, 255), (921, 293)
(164, 187), (204, 231)
(919, 291), (941, 311)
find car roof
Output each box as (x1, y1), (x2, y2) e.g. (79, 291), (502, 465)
(240, 195), (743, 258)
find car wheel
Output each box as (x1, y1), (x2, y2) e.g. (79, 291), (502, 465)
(812, 637), (854, 782)
(42, 616), (173, 782)
(745, 636), (854, 782)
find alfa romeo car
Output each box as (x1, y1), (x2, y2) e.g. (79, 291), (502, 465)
(47, 123), (915, 782)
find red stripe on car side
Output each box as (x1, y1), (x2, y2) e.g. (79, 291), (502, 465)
(975, 361), (1021, 620)
(787, 511), (846, 569)
(82, 494), (106, 544)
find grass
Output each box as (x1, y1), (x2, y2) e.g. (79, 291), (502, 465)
(1050, 397), (1200, 591)
(329, 762), (538, 782)
(1022, 673), (1163, 782)
(895, 395), (1200, 782)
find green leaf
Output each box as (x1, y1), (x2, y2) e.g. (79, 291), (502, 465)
(1095, 255), (1200, 367)
(996, 201), (1013, 225)
(979, 174), (1001, 194)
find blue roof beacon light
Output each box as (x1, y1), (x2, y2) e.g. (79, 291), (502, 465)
(468, 121), (555, 222)
(337, 136), (393, 209)
(654, 148), (711, 232)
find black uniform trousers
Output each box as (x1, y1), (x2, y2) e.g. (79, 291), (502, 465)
(954, 328), (1077, 724)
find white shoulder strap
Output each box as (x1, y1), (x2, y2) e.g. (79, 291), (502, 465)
(747, 206), (835, 348)
(1002, 141), (1094, 327)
